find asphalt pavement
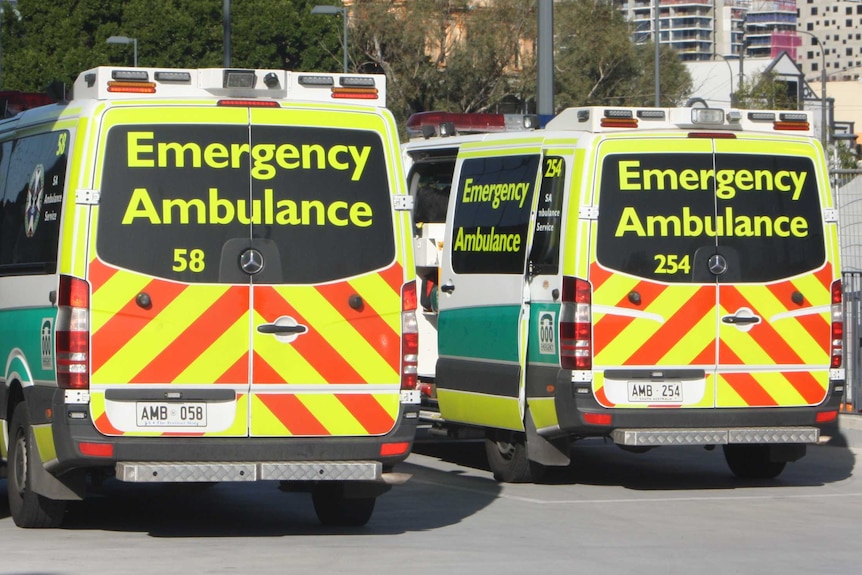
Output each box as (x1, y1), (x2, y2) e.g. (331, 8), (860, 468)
(835, 412), (862, 447)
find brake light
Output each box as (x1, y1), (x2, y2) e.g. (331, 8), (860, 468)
(56, 275), (90, 389)
(401, 281), (418, 390)
(831, 279), (843, 368)
(560, 276), (591, 370)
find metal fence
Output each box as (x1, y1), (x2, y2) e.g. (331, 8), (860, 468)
(836, 169), (862, 411)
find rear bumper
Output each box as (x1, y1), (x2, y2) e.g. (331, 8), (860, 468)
(46, 389), (420, 478)
(552, 368), (842, 443)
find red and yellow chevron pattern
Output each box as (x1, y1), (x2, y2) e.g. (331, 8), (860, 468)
(590, 262), (833, 409)
(88, 257), (404, 437)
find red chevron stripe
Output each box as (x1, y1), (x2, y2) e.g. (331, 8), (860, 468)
(95, 411), (123, 435)
(719, 286), (805, 365)
(254, 286), (364, 384)
(130, 286), (249, 384)
(336, 394), (395, 434)
(589, 263), (613, 291)
(256, 393), (330, 436)
(769, 280), (830, 352)
(784, 370), (828, 404)
(318, 282), (400, 371)
(91, 279), (188, 373)
(219, 355), (250, 384)
(88, 258), (120, 293)
(594, 280), (670, 353)
(626, 287), (715, 365)
(721, 371), (778, 407)
(379, 262), (405, 294)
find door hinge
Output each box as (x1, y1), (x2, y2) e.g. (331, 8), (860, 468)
(76, 189), (100, 205)
(393, 195), (413, 211)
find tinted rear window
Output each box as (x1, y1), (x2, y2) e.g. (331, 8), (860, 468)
(97, 123), (394, 284)
(597, 152), (825, 283)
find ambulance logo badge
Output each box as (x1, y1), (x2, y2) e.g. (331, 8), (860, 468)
(24, 164), (45, 238)
(538, 311), (556, 355)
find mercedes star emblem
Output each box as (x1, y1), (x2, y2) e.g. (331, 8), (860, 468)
(240, 248), (264, 275)
(707, 253), (728, 276)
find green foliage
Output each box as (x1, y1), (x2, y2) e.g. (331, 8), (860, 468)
(0, 0), (692, 128)
(733, 71), (798, 110)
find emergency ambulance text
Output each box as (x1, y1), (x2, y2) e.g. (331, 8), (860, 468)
(127, 131), (372, 181)
(618, 160), (807, 201)
(461, 178), (530, 209)
(122, 187), (373, 227)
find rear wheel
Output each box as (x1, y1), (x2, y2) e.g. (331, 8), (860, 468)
(484, 430), (545, 483)
(723, 444), (787, 479)
(7, 402), (67, 528)
(311, 483), (376, 527)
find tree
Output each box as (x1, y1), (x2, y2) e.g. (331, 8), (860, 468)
(733, 71), (798, 110)
(552, 0), (691, 109)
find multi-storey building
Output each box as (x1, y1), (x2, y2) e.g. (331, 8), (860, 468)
(797, 0), (862, 82)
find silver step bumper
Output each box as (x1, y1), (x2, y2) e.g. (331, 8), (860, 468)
(611, 427), (819, 447)
(115, 461), (382, 483)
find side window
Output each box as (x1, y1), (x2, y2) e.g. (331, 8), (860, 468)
(529, 156), (565, 275)
(451, 154), (540, 274)
(0, 132), (68, 275)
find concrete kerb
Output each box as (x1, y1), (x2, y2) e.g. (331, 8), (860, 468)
(830, 413), (862, 448)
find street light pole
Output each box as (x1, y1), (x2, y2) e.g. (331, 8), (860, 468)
(654, 0), (660, 106)
(716, 54), (734, 106)
(795, 29), (828, 149)
(312, 4), (348, 74)
(106, 35), (138, 67)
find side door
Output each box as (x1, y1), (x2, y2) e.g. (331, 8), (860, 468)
(437, 145), (542, 430)
(245, 107), (403, 437)
(712, 138), (832, 408)
(524, 153), (568, 431)
(591, 137), (721, 409)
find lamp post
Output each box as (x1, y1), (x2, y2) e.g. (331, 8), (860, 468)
(654, 0), (660, 106)
(795, 29), (828, 149)
(106, 35), (138, 67)
(716, 54), (734, 106)
(311, 4), (348, 74)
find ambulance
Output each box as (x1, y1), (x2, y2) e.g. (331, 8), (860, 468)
(403, 107), (843, 482)
(0, 66), (420, 528)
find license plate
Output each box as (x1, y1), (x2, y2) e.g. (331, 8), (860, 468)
(136, 402), (207, 427)
(627, 382), (682, 403)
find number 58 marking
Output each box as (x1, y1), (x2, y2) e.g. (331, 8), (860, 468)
(654, 254), (691, 274)
(173, 248), (206, 272)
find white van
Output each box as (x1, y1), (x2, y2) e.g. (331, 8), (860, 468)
(0, 67), (420, 527)
(404, 107), (843, 482)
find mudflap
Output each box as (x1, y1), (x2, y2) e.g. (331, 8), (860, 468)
(525, 408), (570, 467)
(29, 428), (86, 501)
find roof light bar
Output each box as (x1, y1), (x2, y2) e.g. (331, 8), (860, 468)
(637, 110), (666, 120)
(340, 76), (376, 88)
(748, 112), (776, 122)
(154, 71), (192, 83)
(111, 70), (149, 82)
(298, 75), (335, 86)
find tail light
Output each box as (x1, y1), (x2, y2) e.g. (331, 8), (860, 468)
(560, 276), (592, 370)
(401, 281), (418, 390)
(831, 279), (843, 369)
(56, 275), (90, 389)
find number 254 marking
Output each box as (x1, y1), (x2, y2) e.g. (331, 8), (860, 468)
(173, 248), (206, 272)
(654, 254), (691, 274)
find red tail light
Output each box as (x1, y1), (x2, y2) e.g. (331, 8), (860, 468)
(56, 275), (90, 389)
(401, 281), (418, 390)
(560, 276), (592, 370)
(831, 279), (843, 369)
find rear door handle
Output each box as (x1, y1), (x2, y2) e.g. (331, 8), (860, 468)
(440, 283), (455, 294)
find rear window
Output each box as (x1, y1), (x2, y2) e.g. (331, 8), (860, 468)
(97, 123), (395, 284)
(597, 152), (825, 283)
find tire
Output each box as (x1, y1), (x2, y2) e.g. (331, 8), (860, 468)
(7, 402), (67, 528)
(484, 431), (546, 483)
(311, 483), (376, 527)
(723, 444), (787, 480)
